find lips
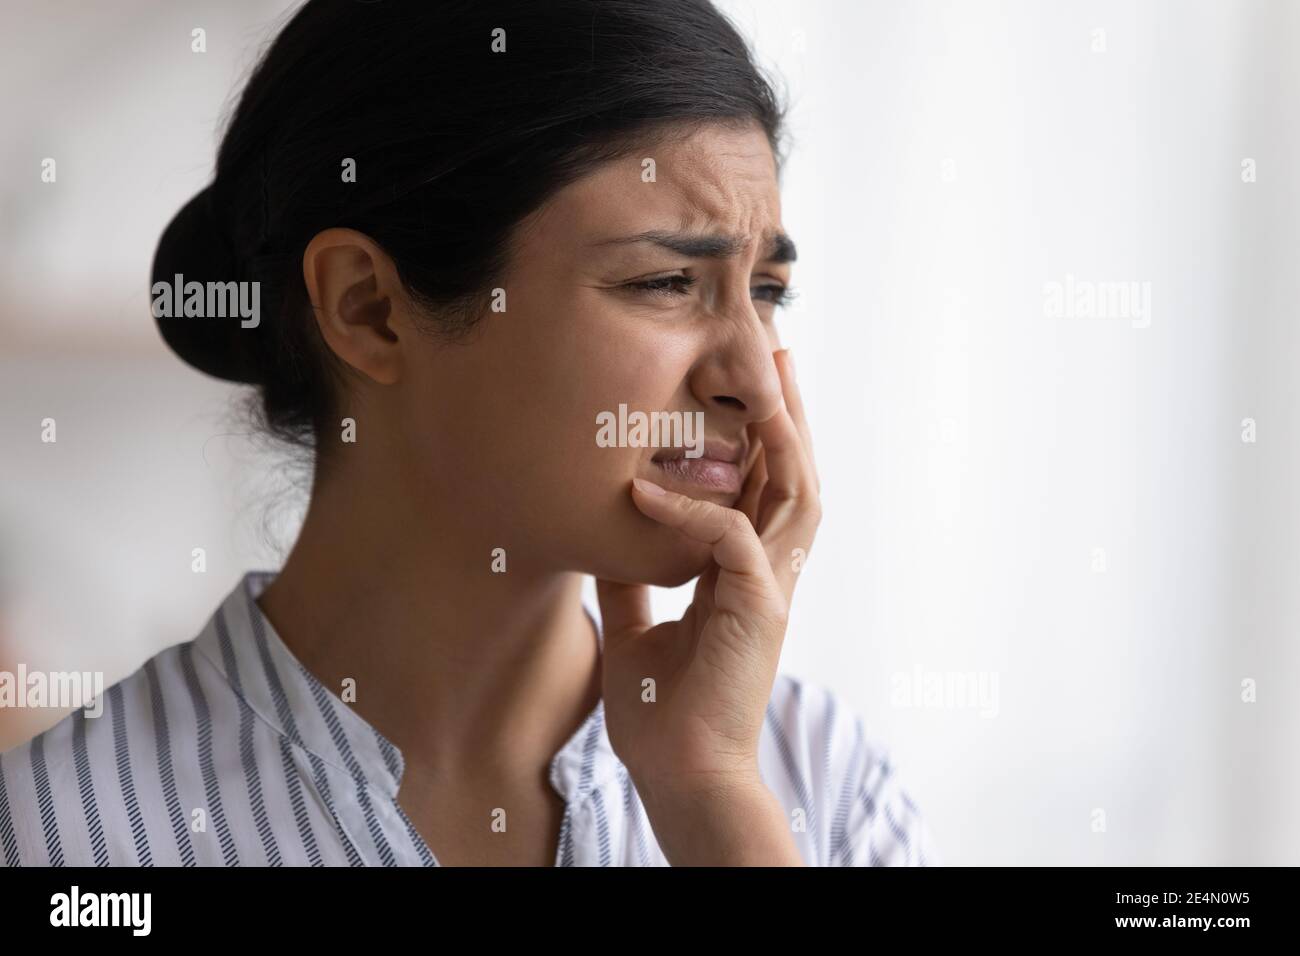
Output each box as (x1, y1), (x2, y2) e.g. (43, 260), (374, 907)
(651, 439), (747, 494)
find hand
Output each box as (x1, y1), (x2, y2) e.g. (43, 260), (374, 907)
(596, 349), (821, 809)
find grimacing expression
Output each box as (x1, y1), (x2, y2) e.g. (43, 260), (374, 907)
(401, 122), (793, 587)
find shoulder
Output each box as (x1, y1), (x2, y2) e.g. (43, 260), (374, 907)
(0, 639), (210, 867)
(757, 672), (941, 866)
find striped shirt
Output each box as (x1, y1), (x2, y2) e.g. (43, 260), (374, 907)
(0, 571), (939, 866)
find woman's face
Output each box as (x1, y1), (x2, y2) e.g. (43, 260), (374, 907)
(401, 121), (794, 587)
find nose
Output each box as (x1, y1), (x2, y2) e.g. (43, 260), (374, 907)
(687, 310), (784, 427)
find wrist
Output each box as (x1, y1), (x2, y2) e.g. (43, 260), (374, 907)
(631, 770), (805, 866)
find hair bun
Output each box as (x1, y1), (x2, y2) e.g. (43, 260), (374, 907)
(150, 184), (265, 384)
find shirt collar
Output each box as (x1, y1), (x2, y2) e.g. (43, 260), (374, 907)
(194, 571), (620, 804)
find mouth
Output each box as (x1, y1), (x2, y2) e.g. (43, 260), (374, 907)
(650, 438), (747, 495)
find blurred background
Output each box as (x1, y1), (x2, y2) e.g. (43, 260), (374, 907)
(1, 0), (1297, 865)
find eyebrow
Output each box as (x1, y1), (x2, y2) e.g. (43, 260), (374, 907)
(590, 229), (798, 264)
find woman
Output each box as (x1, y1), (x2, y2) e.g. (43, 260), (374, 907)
(0, 0), (937, 866)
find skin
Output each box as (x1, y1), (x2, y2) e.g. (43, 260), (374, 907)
(257, 120), (822, 866)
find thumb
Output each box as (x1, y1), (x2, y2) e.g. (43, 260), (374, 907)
(595, 577), (653, 649)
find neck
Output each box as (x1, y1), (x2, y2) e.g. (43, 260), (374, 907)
(256, 458), (602, 787)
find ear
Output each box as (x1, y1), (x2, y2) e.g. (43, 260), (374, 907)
(301, 228), (408, 386)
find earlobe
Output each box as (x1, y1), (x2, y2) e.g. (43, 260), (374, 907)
(302, 228), (403, 386)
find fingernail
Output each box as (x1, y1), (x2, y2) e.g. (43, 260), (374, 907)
(632, 477), (667, 496)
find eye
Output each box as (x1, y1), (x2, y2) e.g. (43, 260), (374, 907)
(753, 283), (797, 309)
(621, 275), (798, 309)
(624, 274), (698, 298)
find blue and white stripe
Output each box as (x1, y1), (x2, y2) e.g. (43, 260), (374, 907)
(0, 571), (939, 866)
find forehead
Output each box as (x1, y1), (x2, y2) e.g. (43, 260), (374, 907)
(525, 123), (783, 252)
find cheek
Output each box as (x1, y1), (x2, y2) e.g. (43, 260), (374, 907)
(557, 324), (719, 583)
(578, 319), (697, 409)
(423, 326), (643, 513)
(421, 297), (713, 578)
(763, 319), (782, 350)
(566, 308), (693, 442)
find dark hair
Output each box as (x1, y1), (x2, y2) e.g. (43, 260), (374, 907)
(152, 0), (788, 468)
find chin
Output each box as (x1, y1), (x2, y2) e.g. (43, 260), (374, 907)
(590, 520), (715, 588)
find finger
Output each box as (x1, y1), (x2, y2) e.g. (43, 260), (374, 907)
(752, 388), (816, 538)
(595, 578), (652, 650)
(689, 562), (721, 622)
(778, 350), (818, 493)
(629, 478), (784, 621)
(735, 443), (768, 531)
(748, 355), (821, 601)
